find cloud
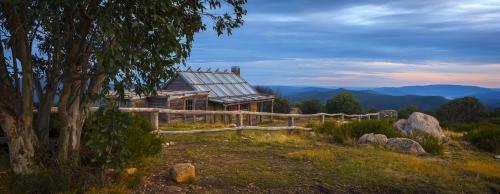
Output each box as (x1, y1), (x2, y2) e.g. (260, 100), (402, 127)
(187, 0), (500, 87)
(187, 58), (500, 87)
(245, 0), (500, 31)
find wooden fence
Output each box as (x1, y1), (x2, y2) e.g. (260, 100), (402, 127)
(0, 108), (397, 144)
(72, 107), (397, 130)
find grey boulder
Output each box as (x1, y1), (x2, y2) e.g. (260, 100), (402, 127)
(394, 112), (446, 140)
(357, 133), (388, 146)
(384, 138), (426, 154)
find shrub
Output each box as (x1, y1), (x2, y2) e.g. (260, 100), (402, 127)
(464, 125), (500, 153)
(413, 134), (444, 155)
(81, 102), (162, 170)
(330, 125), (353, 144)
(344, 120), (400, 139)
(315, 120), (400, 144)
(318, 121), (337, 135)
(299, 98), (322, 114)
(398, 105), (418, 119)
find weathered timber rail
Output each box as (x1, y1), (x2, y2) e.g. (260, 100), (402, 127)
(48, 107), (396, 131)
(156, 126), (312, 135)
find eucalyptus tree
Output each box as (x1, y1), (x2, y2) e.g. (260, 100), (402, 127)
(0, 0), (246, 175)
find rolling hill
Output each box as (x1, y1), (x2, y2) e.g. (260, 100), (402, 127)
(267, 85), (500, 110)
(369, 85), (500, 109)
(270, 87), (448, 111)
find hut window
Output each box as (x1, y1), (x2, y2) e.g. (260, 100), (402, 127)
(185, 99), (193, 110)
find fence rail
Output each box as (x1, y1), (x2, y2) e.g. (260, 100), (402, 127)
(157, 126), (312, 135)
(0, 108), (396, 143)
(48, 107), (396, 130)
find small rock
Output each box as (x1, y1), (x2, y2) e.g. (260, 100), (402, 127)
(441, 136), (451, 143)
(357, 133), (388, 147)
(171, 163), (196, 184)
(459, 141), (473, 149)
(417, 152), (433, 158)
(384, 138), (427, 154)
(126, 167), (137, 175)
(165, 185), (183, 192)
(495, 155), (500, 160)
(264, 133), (271, 140)
(229, 124), (237, 127)
(169, 141), (175, 146)
(306, 132), (316, 138)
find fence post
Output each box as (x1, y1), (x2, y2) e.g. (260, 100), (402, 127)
(238, 112), (244, 127)
(341, 114), (345, 125)
(377, 112), (381, 120)
(288, 116), (294, 127)
(319, 113), (325, 124)
(151, 110), (159, 130)
(358, 115), (361, 122)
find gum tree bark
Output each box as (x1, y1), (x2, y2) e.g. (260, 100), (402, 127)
(0, 3), (38, 174)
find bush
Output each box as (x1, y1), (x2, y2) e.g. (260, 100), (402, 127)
(436, 96), (487, 124)
(412, 134), (444, 155)
(464, 125), (500, 153)
(81, 102), (162, 170)
(299, 98), (322, 114)
(344, 120), (400, 139)
(315, 120), (400, 144)
(398, 105), (418, 119)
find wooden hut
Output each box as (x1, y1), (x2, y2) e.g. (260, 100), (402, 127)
(163, 66), (275, 123)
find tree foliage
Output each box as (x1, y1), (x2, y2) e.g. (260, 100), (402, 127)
(325, 92), (362, 114)
(254, 86), (290, 113)
(399, 105), (418, 119)
(299, 98), (322, 114)
(0, 0), (247, 174)
(436, 96), (487, 123)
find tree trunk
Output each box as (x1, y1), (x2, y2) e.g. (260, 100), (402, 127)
(57, 93), (87, 164)
(0, 113), (38, 175)
(36, 88), (57, 146)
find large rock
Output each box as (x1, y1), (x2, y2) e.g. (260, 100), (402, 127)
(393, 112), (445, 140)
(171, 163), (196, 183)
(384, 138), (426, 154)
(357, 133), (388, 146)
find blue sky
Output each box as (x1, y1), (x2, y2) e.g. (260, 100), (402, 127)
(185, 0), (500, 88)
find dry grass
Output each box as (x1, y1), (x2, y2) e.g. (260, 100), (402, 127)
(463, 161), (500, 179)
(132, 130), (500, 193)
(444, 130), (465, 140)
(159, 122), (227, 131)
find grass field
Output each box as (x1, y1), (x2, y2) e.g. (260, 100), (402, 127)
(133, 129), (500, 193)
(1, 121), (498, 193)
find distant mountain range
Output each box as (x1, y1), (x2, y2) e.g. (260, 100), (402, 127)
(266, 85), (500, 111)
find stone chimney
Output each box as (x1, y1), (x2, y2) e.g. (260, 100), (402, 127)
(231, 66), (240, 76)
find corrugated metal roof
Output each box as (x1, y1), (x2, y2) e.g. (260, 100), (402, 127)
(209, 94), (275, 105)
(178, 71), (259, 98)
